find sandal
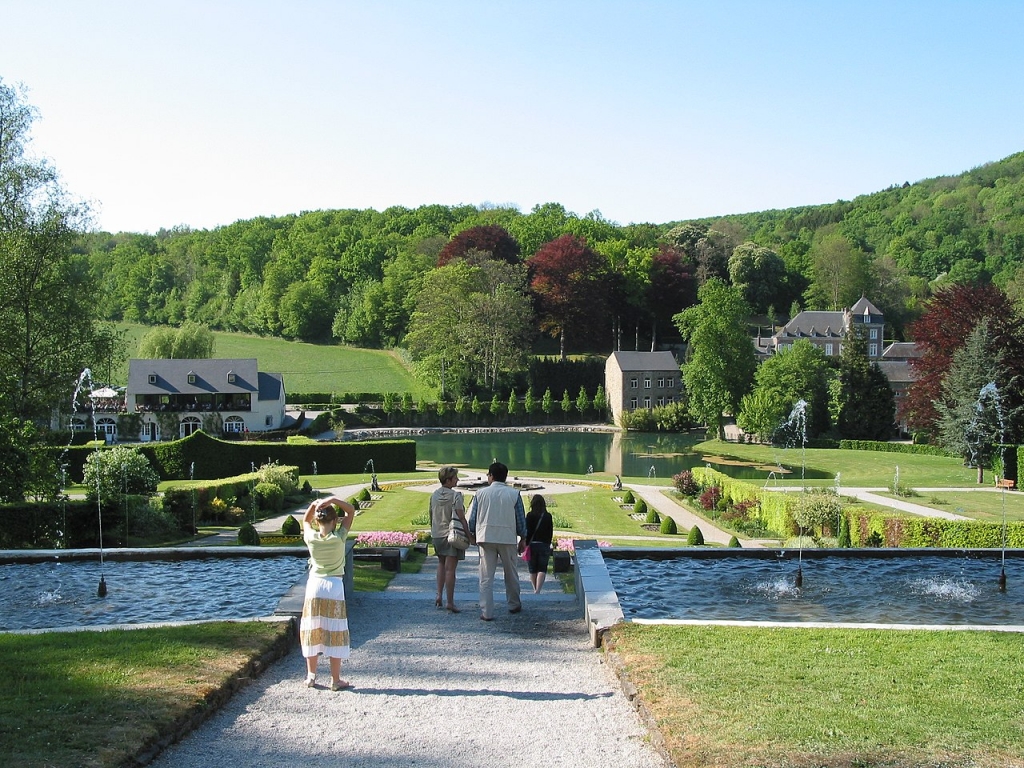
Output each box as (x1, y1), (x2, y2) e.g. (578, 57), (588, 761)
(435, 596), (443, 608)
(331, 680), (354, 691)
(305, 673), (316, 688)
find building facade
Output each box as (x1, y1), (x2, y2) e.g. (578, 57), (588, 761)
(604, 351), (680, 426)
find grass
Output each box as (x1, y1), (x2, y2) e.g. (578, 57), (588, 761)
(695, 438), (980, 488)
(876, 488), (1024, 523)
(606, 623), (1024, 768)
(108, 321), (430, 396)
(0, 621), (293, 768)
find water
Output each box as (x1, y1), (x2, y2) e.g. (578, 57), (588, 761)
(408, 431), (829, 479)
(0, 556), (309, 631)
(604, 554), (1024, 625)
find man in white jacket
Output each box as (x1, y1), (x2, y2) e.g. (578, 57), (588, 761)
(467, 461), (527, 621)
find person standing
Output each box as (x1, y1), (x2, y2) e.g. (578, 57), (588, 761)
(430, 465), (470, 613)
(467, 461), (527, 621)
(300, 494), (356, 691)
(524, 493), (554, 594)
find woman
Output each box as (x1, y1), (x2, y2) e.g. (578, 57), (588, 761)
(524, 493), (554, 593)
(300, 494), (356, 690)
(429, 466), (469, 612)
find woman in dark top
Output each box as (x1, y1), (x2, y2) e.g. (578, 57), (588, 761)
(524, 494), (554, 593)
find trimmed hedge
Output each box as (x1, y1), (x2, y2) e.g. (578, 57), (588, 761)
(837, 440), (956, 457)
(850, 509), (1024, 548)
(51, 431), (416, 482)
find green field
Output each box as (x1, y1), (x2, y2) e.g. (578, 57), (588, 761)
(111, 322), (430, 396)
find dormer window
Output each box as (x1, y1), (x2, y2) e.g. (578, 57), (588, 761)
(148, 374), (157, 385)
(227, 371), (236, 384)
(187, 371), (196, 384)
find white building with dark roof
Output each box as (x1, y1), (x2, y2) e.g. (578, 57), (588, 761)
(604, 351), (680, 426)
(123, 358), (286, 441)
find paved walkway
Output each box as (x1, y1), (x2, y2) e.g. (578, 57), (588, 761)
(148, 548), (666, 768)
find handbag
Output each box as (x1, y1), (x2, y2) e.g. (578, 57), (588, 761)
(519, 544), (532, 562)
(447, 514), (470, 550)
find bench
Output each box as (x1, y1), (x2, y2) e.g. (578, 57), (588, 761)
(996, 478), (1016, 490)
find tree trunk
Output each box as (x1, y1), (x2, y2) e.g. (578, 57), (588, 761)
(559, 329), (566, 361)
(978, 464), (985, 484)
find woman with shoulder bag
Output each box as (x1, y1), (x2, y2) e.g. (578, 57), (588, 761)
(524, 494), (554, 593)
(429, 466), (470, 612)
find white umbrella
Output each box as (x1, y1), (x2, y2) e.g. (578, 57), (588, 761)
(90, 386), (119, 398)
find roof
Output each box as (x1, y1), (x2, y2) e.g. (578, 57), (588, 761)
(882, 342), (923, 360)
(128, 358), (262, 395)
(875, 359), (916, 385)
(258, 371), (284, 401)
(778, 311), (846, 338)
(850, 296), (883, 317)
(606, 351), (679, 372)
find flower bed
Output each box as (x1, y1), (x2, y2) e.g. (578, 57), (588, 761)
(354, 531), (418, 548)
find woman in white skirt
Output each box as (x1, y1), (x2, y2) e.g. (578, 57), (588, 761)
(300, 494), (356, 690)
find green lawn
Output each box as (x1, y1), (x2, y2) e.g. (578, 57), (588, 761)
(607, 623), (1024, 768)
(110, 322), (429, 396)
(878, 488), (1024, 523)
(695, 438), (980, 488)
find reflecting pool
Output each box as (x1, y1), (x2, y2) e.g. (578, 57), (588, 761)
(407, 430), (828, 480)
(0, 556), (309, 631)
(604, 551), (1024, 625)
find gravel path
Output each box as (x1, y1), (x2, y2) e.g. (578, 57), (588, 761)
(149, 550), (665, 768)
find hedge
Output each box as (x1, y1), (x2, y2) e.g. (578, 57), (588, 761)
(0, 499), (124, 549)
(850, 509), (1024, 548)
(48, 431), (416, 482)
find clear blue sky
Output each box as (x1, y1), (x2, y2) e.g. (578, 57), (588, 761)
(2, 0), (1022, 234)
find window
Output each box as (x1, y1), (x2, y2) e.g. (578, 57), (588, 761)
(657, 377), (665, 388)
(187, 371), (196, 384)
(180, 416), (202, 438)
(142, 422), (153, 438)
(666, 378), (674, 388)
(629, 398), (638, 410)
(869, 328), (878, 339)
(825, 343), (834, 356)
(265, 415), (273, 426)
(629, 377), (638, 389)
(227, 371), (236, 383)
(643, 397), (651, 408)
(868, 343), (878, 357)
(224, 416), (245, 433)
(644, 378), (652, 389)
(657, 397), (665, 406)
(148, 374), (157, 384)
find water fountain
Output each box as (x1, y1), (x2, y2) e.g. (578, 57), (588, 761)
(70, 368), (108, 597)
(972, 382), (1008, 589)
(586, 464), (594, 475)
(782, 400), (808, 588)
(189, 462), (196, 535)
(648, 466), (656, 479)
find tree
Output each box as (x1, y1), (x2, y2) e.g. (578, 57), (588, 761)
(138, 322), (214, 359)
(674, 279), (756, 439)
(593, 385), (608, 420)
(645, 245), (696, 350)
(934, 320), (1008, 482)
(542, 388), (554, 420)
(804, 231), (870, 310)
(529, 234), (609, 360)
(0, 79), (97, 421)
(904, 283), (1024, 439)
(832, 332), (896, 440)
(507, 389), (519, 418)
(524, 386), (537, 417)
(436, 224), (520, 266)
(560, 389), (573, 417)
(0, 386), (32, 502)
(279, 280), (332, 341)
(740, 339), (831, 439)
(82, 445), (159, 502)
(728, 242), (787, 314)
(575, 386), (591, 417)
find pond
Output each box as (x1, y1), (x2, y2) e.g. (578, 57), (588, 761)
(407, 430), (829, 480)
(0, 555), (309, 631)
(603, 550), (1024, 625)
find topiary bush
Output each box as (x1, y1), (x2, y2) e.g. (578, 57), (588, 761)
(622, 489), (635, 504)
(357, 487), (372, 502)
(645, 507), (660, 524)
(633, 498), (648, 516)
(660, 516), (677, 534)
(281, 515), (301, 536)
(727, 535), (741, 548)
(253, 481), (284, 513)
(686, 525), (705, 545)
(238, 522), (260, 546)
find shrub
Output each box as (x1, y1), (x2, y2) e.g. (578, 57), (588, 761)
(837, 514), (852, 548)
(673, 470), (700, 497)
(645, 507), (660, 524)
(281, 515), (301, 535)
(622, 489), (635, 504)
(727, 535), (741, 548)
(257, 461), (298, 496)
(698, 486), (722, 511)
(238, 522), (260, 545)
(633, 498), (648, 516)
(686, 525), (705, 545)
(357, 487), (372, 502)
(253, 482), (284, 513)
(660, 516), (677, 534)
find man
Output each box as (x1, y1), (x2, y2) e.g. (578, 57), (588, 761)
(467, 461), (527, 621)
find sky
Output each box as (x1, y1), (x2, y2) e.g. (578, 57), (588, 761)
(2, 0), (1023, 235)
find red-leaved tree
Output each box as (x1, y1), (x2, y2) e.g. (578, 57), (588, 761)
(903, 283), (1024, 439)
(528, 234), (609, 360)
(436, 225), (521, 267)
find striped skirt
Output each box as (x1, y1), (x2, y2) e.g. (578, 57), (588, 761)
(299, 575), (350, 659)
